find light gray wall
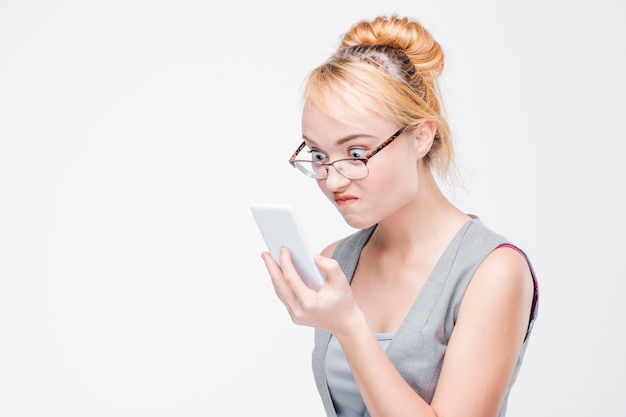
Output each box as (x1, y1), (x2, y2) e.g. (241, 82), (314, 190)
(1, 1), (624, 416)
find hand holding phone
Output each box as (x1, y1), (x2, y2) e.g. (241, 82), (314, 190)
(251, 204), (326, 290)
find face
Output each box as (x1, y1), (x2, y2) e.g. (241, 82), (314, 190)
(301, 92), (424, 229)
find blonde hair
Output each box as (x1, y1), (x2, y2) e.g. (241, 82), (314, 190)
(304, 15), (456, 183)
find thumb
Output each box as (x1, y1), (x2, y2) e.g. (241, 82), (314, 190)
(314, 254), (348, 287)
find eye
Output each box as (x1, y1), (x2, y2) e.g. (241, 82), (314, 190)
(309, 150), (327, 162)
(349, 148), (367, 158)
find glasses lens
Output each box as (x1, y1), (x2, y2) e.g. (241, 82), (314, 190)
(333, 159), (368, 180)
(293, 161), (326, 179)
(292, 159), (368, 180)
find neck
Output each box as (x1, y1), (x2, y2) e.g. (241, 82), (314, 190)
(372, 168), (470, 251)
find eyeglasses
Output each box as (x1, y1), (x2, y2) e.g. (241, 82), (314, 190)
(288, 127), (406, 180)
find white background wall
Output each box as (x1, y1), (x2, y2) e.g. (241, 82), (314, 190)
(1, 1), (624, 416)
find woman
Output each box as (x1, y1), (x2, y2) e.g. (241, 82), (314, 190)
(261, 14), (538, 417)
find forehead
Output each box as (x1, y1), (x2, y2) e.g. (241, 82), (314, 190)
(302, 90), (394, 142)
(304, 86), (383, 122)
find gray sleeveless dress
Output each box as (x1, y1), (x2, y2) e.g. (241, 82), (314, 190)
(312, 218), (539, 417)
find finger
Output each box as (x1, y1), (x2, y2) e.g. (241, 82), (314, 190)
(260, 251), (280, 278)
(279, 247), (316, 298)
(314, 254), (348, 289)
(261, 250), (305, 314)
(261, 252), (293, 298)
(279, 247), (330, 325)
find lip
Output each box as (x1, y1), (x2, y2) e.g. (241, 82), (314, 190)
(334, 195), (358, 206)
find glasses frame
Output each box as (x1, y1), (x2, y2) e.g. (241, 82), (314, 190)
(288, 127), (406, 180)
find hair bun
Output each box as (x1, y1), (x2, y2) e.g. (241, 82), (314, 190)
(339, 15), (444, 77)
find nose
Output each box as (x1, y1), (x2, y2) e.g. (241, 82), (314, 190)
(323, 164), (351, 191)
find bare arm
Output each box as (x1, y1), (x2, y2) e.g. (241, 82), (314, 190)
(430, 246), (534, 416)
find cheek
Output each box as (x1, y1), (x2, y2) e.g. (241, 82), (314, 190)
(359, 173), (410, 215)
(371, 154), (419, 190)
(369, 158), (421, 210)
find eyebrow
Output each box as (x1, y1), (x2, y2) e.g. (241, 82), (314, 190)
(302, 133), (379, 148)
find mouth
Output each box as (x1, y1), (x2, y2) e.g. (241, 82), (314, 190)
(334, 195), (358, 206)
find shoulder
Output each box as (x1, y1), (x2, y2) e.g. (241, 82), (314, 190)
(478, 245), (532, 283)
(321, 240), (340, 257)
(462, 219), (535, 299)
(321, 226), (377, 258)
(459, 244), (535, 337)
(470, 245), (534, 305)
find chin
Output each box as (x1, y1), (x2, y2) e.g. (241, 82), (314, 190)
(339, 212), (377, 230)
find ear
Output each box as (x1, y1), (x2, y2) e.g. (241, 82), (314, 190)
(413, 120), (437, 158)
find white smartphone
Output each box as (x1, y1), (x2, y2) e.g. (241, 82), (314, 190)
(251, 204), (326, 290)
